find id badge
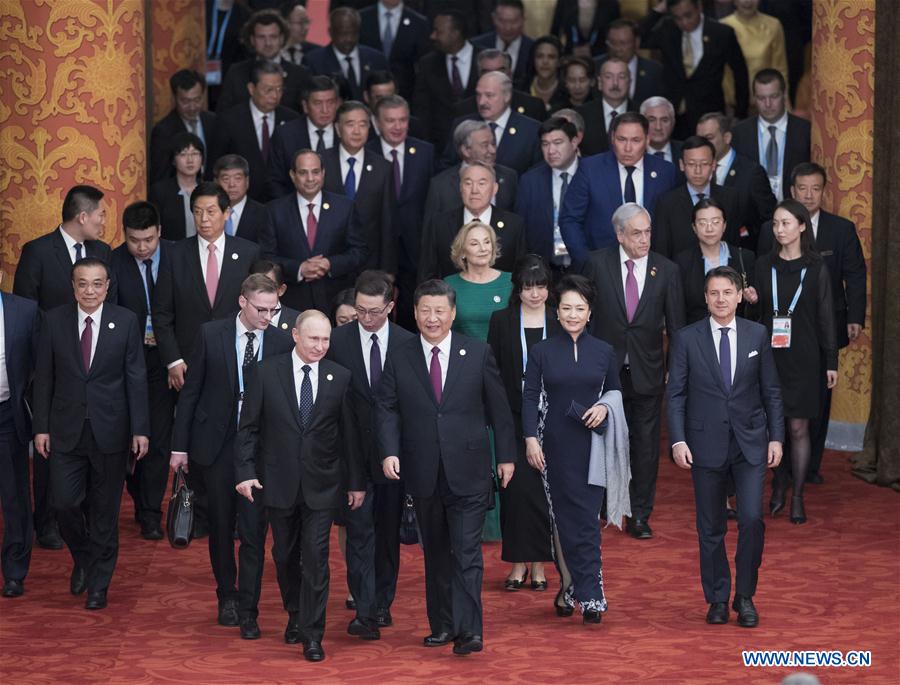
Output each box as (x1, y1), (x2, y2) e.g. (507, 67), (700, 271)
(206, 59), (222, 86)
(144, 316), (156, 347)
(771, 316), (792, 348)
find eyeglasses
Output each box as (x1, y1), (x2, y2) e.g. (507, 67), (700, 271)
(694, 218), (724, 228)
(354, 303), (391, 318)
(247, 302), (282, 316)
(683, 160), (713, 170)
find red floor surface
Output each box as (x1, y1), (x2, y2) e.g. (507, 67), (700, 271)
(1, 452), (897, 685)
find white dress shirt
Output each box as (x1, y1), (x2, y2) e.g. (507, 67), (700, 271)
(683, 16), (705, 71)
(619, 246), (648, 299)
(626, 55), (638, 99)
(648, 141), (674, 163)
(292, 351), (319, 403)
(230, 196), (247, 233)
(340, 146), (365, 192)
(496, 34), (522, 73)
(710, 316), (737, 384)
(182, 116), (206, 149)
(617, 159), (645, 206)
(420, 332), (452, 389)
(59, 226), (84, 264)
(810, 210), (820, 240)
(381, 138), (405, 180)
(307, 120), (335, 150)
(378, 1), (403, 43)
(757, 110), (788, 199)
(463, 204), (492, 225)
(716, 147), (736, 186)
(77, 304), (103, 368)
(359, 319), (390, 383)
(249, 100), (273, 152)
(197, 232), (226, 281)
(602, 99), (626, 128)
(334, 46), (361, 83)
(0, 298), (8, 402)
(486, 107), (512, 146)
(446, 42), (474, 89)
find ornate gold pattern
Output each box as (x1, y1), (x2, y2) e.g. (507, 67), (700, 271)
(150, 0), (206, 124)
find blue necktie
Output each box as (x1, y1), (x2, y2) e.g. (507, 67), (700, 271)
(74, 242), (84, 262)
(224, 215), (234, 236)
(344, 157), (357, 200)
(299, 364), (314, 429)
(719, 327), (732, 393)
(382, 11), (394, 56)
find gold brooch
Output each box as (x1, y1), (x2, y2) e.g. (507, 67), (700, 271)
(409, 146), (416, 154)
(322, 202), (330, 210)
(509, 127), (517, 135)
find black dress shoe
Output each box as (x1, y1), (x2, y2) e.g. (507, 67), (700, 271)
(140, 523), (164, 540)
(423, 631), (454, 646)
(628, 518), (653, 539)
(2, 579), (24, 598)
(769, 482), (787, 516)
(302, 640), (325, 662)
(70, 566), (87, 596)
(706, 602), (729, 624)
(731, 595), (759, 628)
(284, 614), (302, 644)
(504, 568), (528, 591)
(375, 608), (393, 627)
(790, 495), (807, 524)
(347, 617), (380, 640)
(37, 524), (64, 550)
(582, 609), (602, 624)
(240, 617), (261, 639)
(217, 599), (240, 627)
(806, 472), (824, 485)
(85, 589), (107, 610)
(452, 634), (483, 655)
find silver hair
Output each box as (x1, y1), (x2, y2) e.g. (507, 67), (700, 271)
(454, 119), (492, 153)
(553, 107), (585, 133)
(611, 202), (650, 234)
(459, 160), (496, 181)
(640, 96), (675, 119)
(477, 48), (512, 72)
(480, 70), (513, 96)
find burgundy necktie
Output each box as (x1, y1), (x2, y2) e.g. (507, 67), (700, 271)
(205, 243), (219, 307)
(306, 203), (317, 250)
(369, 333), (382, 387)
(450, 56), (463, 98)
(391, 149), (401, 200)
(625, 259), (639, 322)
(429, 346), (442, 404)
(261, 114), (271, 162)
(81, 315), (93, 373)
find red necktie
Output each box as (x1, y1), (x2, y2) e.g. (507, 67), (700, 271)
(81, 315), (93, 373)
(429, 346), (442, 404)
(261, 114), (271, 162)
(206, 243), (219, 307)
(306, 203), (317, 250)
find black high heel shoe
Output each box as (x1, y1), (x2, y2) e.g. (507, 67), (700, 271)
(790, 495), (807, 524)
(554, 587), (574, 617)
(504, 568), (528, 591)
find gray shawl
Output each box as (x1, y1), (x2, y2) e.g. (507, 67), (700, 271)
(587, 389), (631, 530)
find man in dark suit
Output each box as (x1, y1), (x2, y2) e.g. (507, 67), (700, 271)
(149, 69), (218, 184)
(261, 149), (368, 314)
(236, 310), (366, 662)
(668, 265), (784, 628)
(13, 184), (117, 550)
(326, 271), (415, 635)
(641, 96), (683, 164)
(321, 101), (396, 274)
(248, 260), (302, 334)
(363, 70), (428, 141)
(279, 1), (321, 66)
(359, 0), (430, 100)
(577, 57), (635, 157)
(268, 75), (340, 199)
(638, 0), (749, 138)
(757, 162), (867, 483)
(171, 274), (294, 639)
(377, 279), (516, 655)
(212, 155), (267, 243)
(0, 287), (40, 597)
(109, 202), (174, 540)
(653, 136), (743, 258)
(515, 117), (581, 273)
(453, 49), (546, 123)
(412, 10), (481, 152)
(581, 203), (685, 539)
(596, 18), (665, 106)
(216, 9), (312, 113)
(212, 61), (300, 202)
(730, 69), (811, 202)
(33, 258), (150, 610)
(559, 112), (678, 268)
(303, 7), (390, 103)
(472, 0), (533, 92)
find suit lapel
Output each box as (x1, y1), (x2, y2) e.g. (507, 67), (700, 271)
(214, 237), (240, 310)
(440, 335), (466, 405)
(733, 318), (751, 387)
(406, 339), (437, 406)
(351, 328), (373, 398)
(631, 253), (659, 322)
(278, 354), (304, 430)
(307, 360), (334, 427)
(698, 322), (728, 395)
(88, 306), (114, 378)
(313, 198), (333, 254)
(222, 320), (238, 394)
(605, 248), (627, 318)
(52, 230), (74, 276)
(3, 295), (17, 361)
(186, 238), (210, 309)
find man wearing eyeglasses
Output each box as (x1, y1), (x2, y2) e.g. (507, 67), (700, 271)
(170, 274), (294, 640)
(652, 136), (744, 259)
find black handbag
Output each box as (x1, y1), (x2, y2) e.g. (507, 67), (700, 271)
(166, 466), (194, 549)
(399, 494), (419, 545)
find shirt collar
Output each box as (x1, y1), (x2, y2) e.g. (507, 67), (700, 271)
(619, 245), (647, 267)
(709, 316), (736, 335)
(297, 191), (323, 210)
(292, 349), (319, 374)
(449, 41), (473, 61)
(78, 304), (103, 327)
(688, 15), (705, 39)
(358, 319), (389, 346)
(719, 146), (736, 170)
(602, 99), (627, 119)
(248, 98), (269, 124)
(759, 110), (788, 132)
(464, 204), (492, 224)
(554, 157), (578, 179)
(420, 331), (452, 357)
(333, 44), (360, 61)
(198, 232), (226, 252)
(133, 246), (160, 269)
(486, 107), (512, 128)
(59, 225), (82, 250)
(379, 1), (402, 18)
(618, 158), (644, 172)
(688, 183), (711, 200)
(231, 196), (247, 216)
(340, 145), (365, 166)
(381, 137), (404, 157)
(235, 313), (254, 338)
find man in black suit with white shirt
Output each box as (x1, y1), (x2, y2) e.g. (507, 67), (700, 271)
(359, 0), (433, 100)
(577, 57), (635, 157)
(213, 155), (268, 243)
(595, 18), (665, 106)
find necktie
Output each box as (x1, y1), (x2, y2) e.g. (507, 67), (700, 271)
(81, 315), (93, 373)
(450, 56), (463, 98)
(369, 333), (382, 387)
(205, 243), (219, 307)
(682, 32), (695, 77)
(261, 114), (271, 162)
(429, 346), (442, 404)
(187, 119), (198, 136)
(625, 259), (639, 322)
(765, 125), (779, 177)
(696, 192), (706, 203)
(299, 364), (313, 428)
(345, 55), (358, 93)
(316, 128), (326, 153)
(344, 157), (357, 200)
(609, 110), (618, 130)
(74, 242), (84, 262)
(559, 171), (569, 209)
(719, 327), (732, 393)
(243, 331), (256, 368)
(654, 150), (666, 159)
(382, 11), (394, 56)
(624, 165), (637, 204)
(489, 122), (498, 145)
(390, 149), (401, 200)
(224, 215), (234, 236)
(306, 203), (317, 249)
(289, 46), (298, 64)
(143, 258), (155, 303)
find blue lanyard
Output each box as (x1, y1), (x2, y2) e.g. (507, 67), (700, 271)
(520, 307), (547, 386)
(571, 25), (599, 47)
(702, 242), (730, 275)
(771, 266), (807, 316)
(236, 327), (264, 398)
(207, 4), (233, 59)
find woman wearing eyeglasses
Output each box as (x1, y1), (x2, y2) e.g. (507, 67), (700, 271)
(149, 131), (205, 241)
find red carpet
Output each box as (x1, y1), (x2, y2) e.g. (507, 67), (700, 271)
(1, 452), (897, 685)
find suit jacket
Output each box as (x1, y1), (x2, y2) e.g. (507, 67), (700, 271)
(576, 97), (636, 157)
(424, 162), (518, 226)
(321, 146), (396, 273)
(595, 54), (665, 106)
(359, 4), (430, 99)
(148, 110), (218, 184)
(418, 206), (526, 282)
(326, 321), (415, 484)
(453, 90), (547, 125)
(260, 190), (368, 312)
(32, 303), (149, 453)
(108, 240), (174, 331)
(216, 58), (312, 113)
(302, 44), (390, 102)
(1, 292), (40, 444)
(552, 0), (621, 55)
(581, 246), (686, 395)
(233, 197), (267, 243)
(267, 117), (337, 199)
(13, 228), (117, 309)
(471, 31), (535, 92)
(757, 210), (866, 348)
(514, 162), (556, 262)
(667, 317), (784, 467)
(559, 151), (678, 267)
(376, 333), (516, 498)
(151, 235), (261, 367)
(674, 243), (756, 323)
(719, 150), (776, 250)
(730, 113), (811, 199)
(652, 183), (743, 259)
(149, 177), (193, 241)
(171, 317), (294, 466)
(236, 353), (364, 510)
(211, 102), (299, 202)
(272, 306), (302, 335)
(441, 111), (542, 175)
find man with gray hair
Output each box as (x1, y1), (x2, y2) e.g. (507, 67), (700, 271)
(453, 48), (546, 122)
(213, 154), (267, 243)
(641, 96), (683, 164)
(581, 202), (685, 540)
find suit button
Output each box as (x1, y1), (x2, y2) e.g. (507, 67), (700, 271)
(437, 413), (442, 418)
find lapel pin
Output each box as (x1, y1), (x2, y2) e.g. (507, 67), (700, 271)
(650, 170), (658, 179)
(322, 202), (330, 210)
(517, 106), (524, 114)
(640, 69), (646, 76)
(459, 349), (466, 356)
(281, 322), (289, 329)
(493, 295), (501, 303)
(364, 64), (370, 71)
(409, 146), (416, 154)
(403, 17), (410, 26)
(650, 266), (658, 278)
(703, 35), (710, 43)
(729, 169), (736, 177)
(108, 322), (115, 329)
(497, 220), (504, 228)
(326, 373), (333, 381)
(509, 127), (516, 135)
(231, 252), (239, 260)
(366, 163), (372, 172)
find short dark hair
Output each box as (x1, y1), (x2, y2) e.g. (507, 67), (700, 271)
(169, 68), (205, 94)
(354, 270), (394, 303)
(667, 0), (699, 7)
(190, 181), (230, 211)
(532, 35), (562, 61)
(696, 111), (732, 134)
(414, 279), (456, 308)
(609, 111), (648, 136)
(704, 265), (742, 292)
(554, 274), (595, 309)
(278, 0), (305, 19)
(329, 6), (361, 27)
(510, 255), (553, 307)
(62, 185), (104, 223)
(539, 116), (578, 140)
(249, 259), (285, 287)
(71, 256), (109, 281)
(303, 75), (339, 100)
(790, 161), (827, 187)
(494, 0), (524, 13)
(681, 135), (716, 158)
(213, 154), (250, 178)
(336, 100), (371, 122)
(753, 68), (786, 93)
(561, 55), (595, 80)
(291, 147), (321, 171)
(364, 69), (395, 92)
(332, 287), (357, 316)
(250, 59), (283, 85)
(122, 201), (160, 231)
(241, 273), (279, 298)
(169, 131), (205, 164)
(771, 198), (817, 256)
(435, 10), (466, 37)
(607, 18), (638, 37)
(242, 9), (289, 48)
(373, 94), (409, 118)
(692, 196), (727, 224)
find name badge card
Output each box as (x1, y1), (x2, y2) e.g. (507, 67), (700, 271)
(771, 316), (792, 348)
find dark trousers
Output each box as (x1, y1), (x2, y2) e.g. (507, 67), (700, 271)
(191, 440), (268, 618)
(621, 367), (664, 521)
(268, 493), (333, 642)
(32, 437), (54, 535)
(343, 484), (376, 619)
(414, 467), (490, 638)
(0, 402), (33, 582)
(373, 480), (404, 611)
(690, 445), (766, 604)
(809, 353), (832, 476)
(50, 421), (126, 593)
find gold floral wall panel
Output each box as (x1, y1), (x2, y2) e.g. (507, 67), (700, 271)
(150, 0), (205, 126)
(811, 0), (874, 425)
(0, 0), (146, 285)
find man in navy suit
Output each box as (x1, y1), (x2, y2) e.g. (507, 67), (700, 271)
(471, 0), (534, 92)
(303, 7), (389, 103)
(559, 112), (678, 268)
(668, 265), (784, 628)
(359, 0), (430, 100)
(0, 287), (40, 597)
(595, 18), (664, 106)
(261, 149), (368, 314)
(213, 155), (267, 244)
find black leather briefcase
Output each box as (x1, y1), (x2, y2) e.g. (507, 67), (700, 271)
(166, 466), (194, 549)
